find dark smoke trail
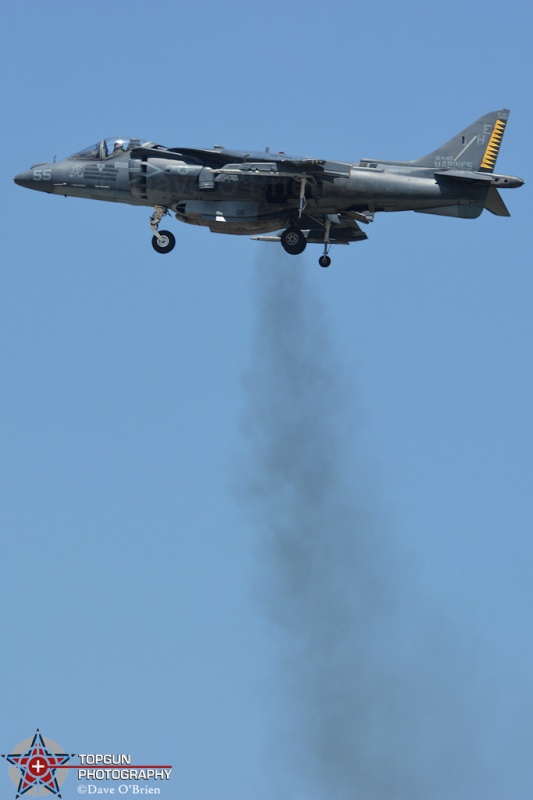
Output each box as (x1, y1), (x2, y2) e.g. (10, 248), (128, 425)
(239, 253), (532, 800)
(240, 254), (417, 798)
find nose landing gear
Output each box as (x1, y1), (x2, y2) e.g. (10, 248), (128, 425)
(150, 205), (176, 254)
(152, 230), (176, 254)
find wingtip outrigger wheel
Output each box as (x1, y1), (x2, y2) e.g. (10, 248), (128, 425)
(318, 217), (332, 267)
(150, 205), (175, 253)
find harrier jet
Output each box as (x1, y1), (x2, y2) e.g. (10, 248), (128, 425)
(14, 109), (523, 267)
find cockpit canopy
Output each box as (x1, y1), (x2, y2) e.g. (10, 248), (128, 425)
(69, 137), (151, 160)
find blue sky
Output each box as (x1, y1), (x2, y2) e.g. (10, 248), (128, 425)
(2, 1), (533, 798)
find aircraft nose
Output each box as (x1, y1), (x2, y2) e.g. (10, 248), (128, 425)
(14, 165), (54, 191)
(14, 170), (34, 188)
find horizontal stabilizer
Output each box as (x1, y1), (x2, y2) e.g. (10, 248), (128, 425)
(435, 169), (494, 183)
(484, 186), (510, 216)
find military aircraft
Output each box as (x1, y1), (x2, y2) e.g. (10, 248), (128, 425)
(14, 109), (523, 267)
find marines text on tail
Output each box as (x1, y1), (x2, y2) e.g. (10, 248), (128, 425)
(14, 110), (523, 268)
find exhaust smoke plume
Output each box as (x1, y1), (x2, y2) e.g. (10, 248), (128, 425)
(240, 254), (532, 799)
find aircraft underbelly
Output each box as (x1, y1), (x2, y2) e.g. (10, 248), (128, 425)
(174, 199), (288, 234)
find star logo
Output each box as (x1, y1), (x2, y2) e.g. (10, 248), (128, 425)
(2, 730), (74, 798)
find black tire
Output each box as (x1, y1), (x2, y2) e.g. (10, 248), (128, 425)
(318, 255), (331, 268)
(152, 230), (176, 254)
(280, 226), (307, 255)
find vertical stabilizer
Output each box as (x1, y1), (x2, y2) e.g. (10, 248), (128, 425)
(408, 110), (510, 172)
(479, 115), (508, 172)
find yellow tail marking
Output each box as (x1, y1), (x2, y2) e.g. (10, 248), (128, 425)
(480, 118), (507, 171)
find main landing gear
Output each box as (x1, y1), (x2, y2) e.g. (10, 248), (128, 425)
(280, 176), (334, 265)
(280, 218), (333, 268)
(280, 226), (307, 255)
(150, 205), (175, 254)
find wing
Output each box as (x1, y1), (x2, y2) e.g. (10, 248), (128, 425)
(133, 144), (353, 176)
(299, 213), (368, 244)
(253, 213), (368, 245)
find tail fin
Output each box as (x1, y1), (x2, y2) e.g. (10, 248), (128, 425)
(484, 185), (511, 216)
(409, 109), (510, 172)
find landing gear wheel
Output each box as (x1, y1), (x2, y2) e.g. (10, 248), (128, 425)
(318, 255), (331, 268)
(151, 230), (176, 254)
(281, 226), (307, 255)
